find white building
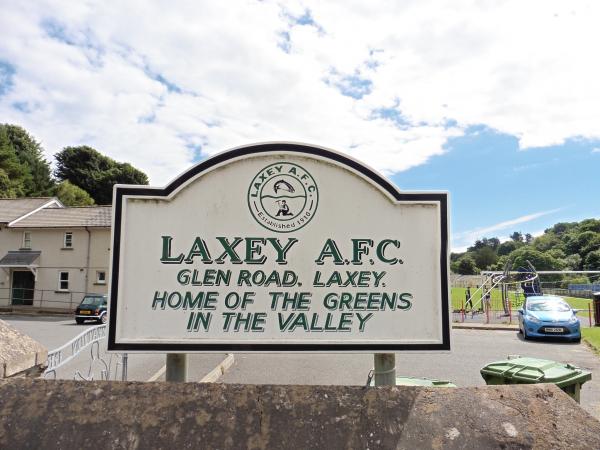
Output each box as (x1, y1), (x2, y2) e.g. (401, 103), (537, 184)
(0, 198), (111, 312)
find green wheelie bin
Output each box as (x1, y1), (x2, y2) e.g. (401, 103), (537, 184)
(480, 356), (592, 403)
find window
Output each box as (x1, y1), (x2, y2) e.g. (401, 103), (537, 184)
(22, 232), (31, 249)
(96, 271), (106, 284)
(58, 271), (69, 291)
(81, 296), (105, 306)
(64, 232), (73, 248)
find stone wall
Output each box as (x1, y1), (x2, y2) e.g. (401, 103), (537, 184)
(0, 319), (47, 378)
(1, 379), (599, 449)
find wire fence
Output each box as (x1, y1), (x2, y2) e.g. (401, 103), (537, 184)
(0, 288), (105, 312)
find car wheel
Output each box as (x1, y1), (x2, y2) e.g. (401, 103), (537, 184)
(523, 328), (529, 340)
(573, 337), (581, 343)
(100, 314), (108, 324)
(76, 318), (85, 325)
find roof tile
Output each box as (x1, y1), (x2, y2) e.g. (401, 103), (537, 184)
(10, 206), (112, 228)
(0, 198), (55, 224)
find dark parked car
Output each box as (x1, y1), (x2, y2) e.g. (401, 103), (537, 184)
(75, 295), (108, 324)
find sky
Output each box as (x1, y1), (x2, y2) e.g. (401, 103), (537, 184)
(1, 0), (599, 251)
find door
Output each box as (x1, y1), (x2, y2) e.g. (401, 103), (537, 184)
(11, 271), (35, 306)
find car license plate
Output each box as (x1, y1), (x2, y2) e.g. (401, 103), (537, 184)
(80, 311), (91, 315)
(545, 327), (563, 333)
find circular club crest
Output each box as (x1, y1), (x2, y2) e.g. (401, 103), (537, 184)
(247, 162), (319, 232)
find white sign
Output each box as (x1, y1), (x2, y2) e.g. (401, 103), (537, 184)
(108, 143), (450, 352)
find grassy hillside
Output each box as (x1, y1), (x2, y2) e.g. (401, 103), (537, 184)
(451, 219), (600, 277)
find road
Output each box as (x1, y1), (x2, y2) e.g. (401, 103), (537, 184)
(4, 314), (600, 419)
(221, 329), (600, 420)
(2, 315), (228, 382)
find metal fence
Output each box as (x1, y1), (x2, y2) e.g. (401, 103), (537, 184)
(543, 288), (597, 299)
(452, 288), (519, 326)
(450, 286), (595, 327)
(568, 284), (600, 291)
(0, 288), (104, 311)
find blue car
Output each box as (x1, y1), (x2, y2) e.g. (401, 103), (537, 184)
(518, 295), (581, 342)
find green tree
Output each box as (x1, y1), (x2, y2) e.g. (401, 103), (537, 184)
(510, 231), (523, 242)
(578, 219), (600, 234)
(450, 252), (462, 262)
(547, 248), (566, 260)
(510, 247), (564, 271)
(468, 237), (500, 252)
(563, 254), (582, 270)
(565, 231), (597, 256)
(580, 235), (600, 256)
(0, 127), (28, 198)
(497, 240), (522, 256)
(493, 255), (510, 271)
(548, 222), (576, 236)
(454, 255), (479, 275)
(55, 146), (149, 204)
(532, 233), (564, 253)
(473, 246), (497, 270)
(459, 218), (600, 275)
(55, 181), (95, 206)
(1, 124), (54, 196)
(93, 163), (148, 205)
(584, 250), (600, 270)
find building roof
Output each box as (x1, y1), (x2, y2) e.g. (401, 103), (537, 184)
(0, 251), (41, 267)
(10, 206), (112, 228)
(0, 198), (57, 224)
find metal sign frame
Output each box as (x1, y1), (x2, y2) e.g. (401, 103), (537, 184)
(108, 142), (450, 352)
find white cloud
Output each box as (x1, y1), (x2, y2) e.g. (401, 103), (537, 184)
(452, 208), (561, 251)
(0, 1), (599, 184)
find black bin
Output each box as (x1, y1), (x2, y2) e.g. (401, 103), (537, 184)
(593, 292), (600, 327)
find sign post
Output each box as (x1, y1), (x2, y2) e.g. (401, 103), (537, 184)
(165, 354), (188, 382)
(374, 353), (396, 386)
(108, 143), (450, 375)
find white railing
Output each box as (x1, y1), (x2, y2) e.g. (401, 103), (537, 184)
(44, 325), (127, 381)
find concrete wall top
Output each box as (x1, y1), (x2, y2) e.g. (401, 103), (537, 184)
(0, 320), (47, 378)
(0, 379), (599, 449)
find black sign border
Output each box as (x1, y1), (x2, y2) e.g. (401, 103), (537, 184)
(108, 143), (450, 352)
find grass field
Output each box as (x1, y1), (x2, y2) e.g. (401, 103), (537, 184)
(451, 287), (593, 320)
(582, 327), (600, 352)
